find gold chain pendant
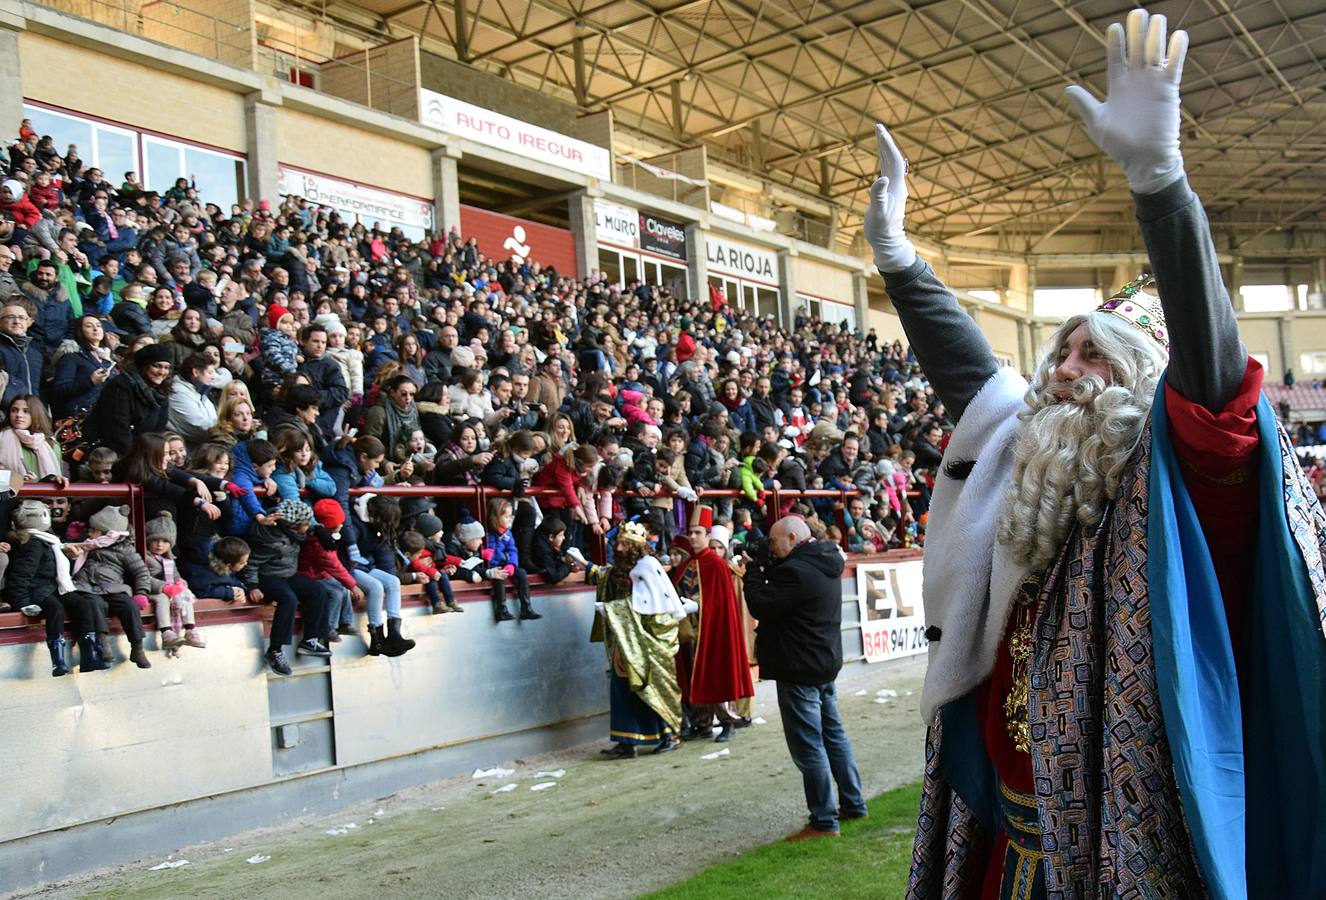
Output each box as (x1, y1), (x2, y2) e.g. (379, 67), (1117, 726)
(1003, 578), (1040, 754)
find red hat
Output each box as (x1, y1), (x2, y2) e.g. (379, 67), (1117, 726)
(267, 304), (292, 330)
(694, 506), (713, 530)
(312, 499), (345, 531)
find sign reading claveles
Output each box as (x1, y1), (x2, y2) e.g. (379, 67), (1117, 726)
(421, 89), (612, 182)
(277, 165), (434, 235)
(705, 235), (778, 283)
(855, 560), (928, 663)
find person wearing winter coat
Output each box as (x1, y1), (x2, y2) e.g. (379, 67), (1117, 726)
(742, 517), (865, 839)
(48, 315), (115, 417)
(717, 379), (757, 434)
(0, 299), (46, 405)
(83, 343), (173, 455)
(481, 497), (539, 622)
(1, 499), (105, 676)
(0, 179), (41, 230)
(297, 499), (361, 643)
(296, 324), (349, 441)
(143, 514), (205, 653)
(166, 353), (219, 450)
(109, 284), (154, 337)
(19, 260), (74, 356)
(224, 439), (280, 537)
(67, 504), (153, 669)
(259, 305), (299, 386)
(237, 508), (333, 676)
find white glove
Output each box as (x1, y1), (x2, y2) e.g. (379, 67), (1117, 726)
(676, 486), (698, 502)
(1064, 10), (1188, 194)
(680, 599), (699, 615)
(564, 546), (588, 567)
(862, 124), (917, 274)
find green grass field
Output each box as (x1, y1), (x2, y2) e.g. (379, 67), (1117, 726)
(644, 781), (921, 900)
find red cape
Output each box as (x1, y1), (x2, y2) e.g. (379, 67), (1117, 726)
(674, 547), (753, 705)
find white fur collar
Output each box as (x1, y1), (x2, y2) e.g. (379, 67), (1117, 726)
(919, 367), (1031, 723)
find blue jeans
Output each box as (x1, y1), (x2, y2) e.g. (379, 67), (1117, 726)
(775, 680), (867, 832)
(352, 568), (401, 627)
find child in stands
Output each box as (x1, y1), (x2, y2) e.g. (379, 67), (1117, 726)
(400, 530), (454, 613)
(239, 499), (332, 675)
(181, 535), (249, 604)
(529, 516), (586, 586)
(412, 512), (463, 615)
(483, 497), (539, 622)
(445, 516), (488, 590)
(66, 504), (154, 669)
(144, 513), (204, 653)
(298, 498), (362, 644)
(347, 493), (415, 657)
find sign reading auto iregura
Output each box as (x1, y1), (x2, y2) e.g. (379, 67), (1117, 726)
(421, 89), (612, 182)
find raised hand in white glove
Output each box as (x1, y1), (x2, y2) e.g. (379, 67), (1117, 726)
(1064, 9), (1188, 194)
(862, 124), (917, 274)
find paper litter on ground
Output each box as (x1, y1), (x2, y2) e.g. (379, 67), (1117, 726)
(873, 697), (890, 704)
(245, 855), (271, 864)
(324, 823), (359, 836)
(531, 782), (557, 791)
(854, 689), (868, 696)
(473, 766), (516, 779)
(700, 748), (731, 760)
(535, 769), (566, 778)
(752, 716), (767, 724)
(876, 689), (898, 698)
(490, 783), (519, 794)
(149, 859), (190, 870)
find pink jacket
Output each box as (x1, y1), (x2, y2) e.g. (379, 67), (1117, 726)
(620, 389), (656, 427)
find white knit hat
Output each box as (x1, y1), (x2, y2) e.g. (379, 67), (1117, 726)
(709, 524), (731, 550)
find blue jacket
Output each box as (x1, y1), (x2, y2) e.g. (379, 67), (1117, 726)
(179, 558), (245, 601)
(0, 332), (44, 404)
(225, 442), (270, 537)
(484, 528), (520, 569)
(50, 347), (111, 417)
(20, 283), (73, 356)
(272, 461), (336, 502)
(348, 506), (396, 574)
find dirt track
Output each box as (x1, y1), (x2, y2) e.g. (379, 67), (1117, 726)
(26, 657), (929, 900)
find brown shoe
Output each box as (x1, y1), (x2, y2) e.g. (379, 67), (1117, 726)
(129, 644), (152, 669)
(785, 825), (840, 843)
(159, 628), (183, 649)
(183, 629), (206, 649)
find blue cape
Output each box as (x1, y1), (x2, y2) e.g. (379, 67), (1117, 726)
(1149, 382), (1326, 900)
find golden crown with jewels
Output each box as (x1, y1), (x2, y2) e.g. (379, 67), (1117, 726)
(619, 521), (650, 545)
(1096, 274), (1169, 353)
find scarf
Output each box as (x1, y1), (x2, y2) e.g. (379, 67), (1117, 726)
(69, 531), (131, 574)
(382, 398), (420, 457)
(0, 428), (61, 480)
(446, 444), (483, 484)
(26, 529), (75, 594)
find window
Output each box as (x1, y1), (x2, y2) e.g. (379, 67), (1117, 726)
(597, 248), (622, 285)
(1298, 352), (1326, 376)
(1240, 285), (1292, 313)
(143, 135), (247, 212)
(661, 262), (688, 301)
(24, 103), (138, 181)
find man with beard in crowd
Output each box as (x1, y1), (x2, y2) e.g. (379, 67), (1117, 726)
(870, 11), (1326, 898)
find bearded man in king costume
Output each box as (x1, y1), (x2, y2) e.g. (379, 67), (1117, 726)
(863, 10), (1326, 898)
(588, 521), (689, 759)
(672, 506), (755, 743)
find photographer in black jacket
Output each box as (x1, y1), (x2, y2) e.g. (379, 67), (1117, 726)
(743, 516), (868, 842)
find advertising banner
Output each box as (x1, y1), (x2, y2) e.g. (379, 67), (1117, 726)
(277, 165), (433, 237)
(639, 213), (688, 261)
(421, 89), (612, 181)
(855, 560), (929, 663)
(460, 204), (579, 278)
(705, 234), (778, 283)
(594, 199), (639, 249)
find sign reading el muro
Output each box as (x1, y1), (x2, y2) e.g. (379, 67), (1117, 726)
(277, 166), (433, 235)
(704, 235), (778, 283)
(421, 90), (612, 182)
(855, 560), (929, 663)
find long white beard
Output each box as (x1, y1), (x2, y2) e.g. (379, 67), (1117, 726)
(995, 375), (1150, 572)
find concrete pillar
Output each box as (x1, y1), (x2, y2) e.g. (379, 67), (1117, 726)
(1279, 315), (1295, 384)
(852, 270), (868, 335)
(431, 147), (462, 238)
(777, 247), (796, 328)
(684, 222), (707, 304)
(244, 93), (279, 204)
(0, 24), (24, 141)
(1230, 255), (1245, 312)
(568, 189), (597, 281)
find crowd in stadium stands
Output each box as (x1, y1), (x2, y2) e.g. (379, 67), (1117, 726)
(0, 118), (950, 678)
